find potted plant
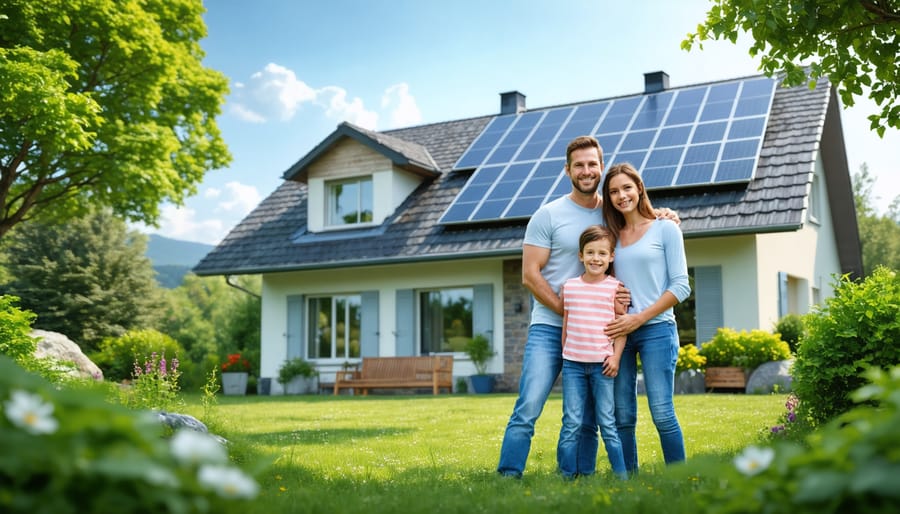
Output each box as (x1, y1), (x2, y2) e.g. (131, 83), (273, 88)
(277, 357), (319, 394)
(220, 353), (252, 395)
(465, 334), (496, 394)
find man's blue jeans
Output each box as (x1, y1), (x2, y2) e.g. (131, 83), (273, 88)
(497, 324), (598, 477)
(558, 359), (626, 478)
(614, 321), (685, 473)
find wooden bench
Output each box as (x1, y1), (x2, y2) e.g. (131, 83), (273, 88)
(333, 356), (453, 395)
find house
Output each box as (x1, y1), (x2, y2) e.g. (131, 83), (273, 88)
(194, 71), (862, 394)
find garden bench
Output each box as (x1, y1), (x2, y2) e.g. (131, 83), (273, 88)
(332, 356), (453, 395)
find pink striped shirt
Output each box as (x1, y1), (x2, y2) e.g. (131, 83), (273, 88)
(562, 275), (620, 363)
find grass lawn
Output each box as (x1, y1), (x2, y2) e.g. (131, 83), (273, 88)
(189, 392), (786, 514)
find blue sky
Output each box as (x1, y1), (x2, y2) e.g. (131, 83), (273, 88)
(144, 0), (899, 244)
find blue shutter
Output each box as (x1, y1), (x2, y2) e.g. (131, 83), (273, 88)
(360, 291), (379, 357)
(778, 271), (789, 318)
(286, 295), (304, 359)
(694, 267), (723, 346)
(395, 289), (415, 356)
(472, 284), (494, 343)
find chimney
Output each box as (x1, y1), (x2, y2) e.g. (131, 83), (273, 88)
(500, 91), (526, 115)
(644, 71), (669, 94)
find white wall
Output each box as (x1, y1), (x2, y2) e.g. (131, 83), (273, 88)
(259, 258), (506, 389)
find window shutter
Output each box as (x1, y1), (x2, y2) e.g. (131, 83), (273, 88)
(694, 267), (723, 346)
(395, 289), (415, 356)
(473, 284), (494, 343)
(360, 291), (379, 357)
(778, 271), (789, 318)
(286, 295), (304, 359)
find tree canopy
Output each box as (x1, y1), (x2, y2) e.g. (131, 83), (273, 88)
(683, 0), (900, 136)
(0, 0), (230, 239)
(852, 164), (900, 275)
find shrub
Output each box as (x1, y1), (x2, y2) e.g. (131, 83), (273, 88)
(0, 295), (37, 363)
(676, 344), (706, 374)
(774, 313), (805, 353)
(277, 357), (317, 385)
(465, 334), (495, 375)
(792, 267), (900, 426)
(699, 328), (790, 370)
(117, 351), (183, 412)
(679, 365), (900, 513)
(92, 329), (186, 383)
(0, 356), (259, 513)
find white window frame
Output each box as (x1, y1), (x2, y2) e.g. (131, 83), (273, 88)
(325, 176), (374, 228)
(417, 287), (474, 355)
(306, 294), (362, 361)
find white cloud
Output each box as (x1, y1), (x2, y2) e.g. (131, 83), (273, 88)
(152, 204), (227, 245)
(317, 86), (378, 129)
(229, 103), (266, 123)
(247, 62), (317, 121)
(381, 83), (422, 128)
(204, 187), (221, 199)
(216, 181), (262, 215)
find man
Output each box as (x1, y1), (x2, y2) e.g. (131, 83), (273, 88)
(497, 136), (676, 478)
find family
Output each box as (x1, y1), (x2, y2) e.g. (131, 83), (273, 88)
(497, 135), (691, 479)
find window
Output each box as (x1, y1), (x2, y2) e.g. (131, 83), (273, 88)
(326, 177), (373, 227)
(307, 295), (361, 360)
(673, 270), (697, 346)
(809, 173), (821, 224)
(419, 287), (473, 354)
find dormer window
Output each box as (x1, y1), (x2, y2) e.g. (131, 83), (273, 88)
(327, 176), (373, 227)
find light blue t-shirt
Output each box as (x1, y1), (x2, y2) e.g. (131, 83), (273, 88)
(523, 195), (604, 327)
(613, 219), (691, 325)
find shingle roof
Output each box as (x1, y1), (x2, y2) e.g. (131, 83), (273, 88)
(195, 75), (860, 276)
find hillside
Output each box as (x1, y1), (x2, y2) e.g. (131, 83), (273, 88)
(145, 234), (215, 288)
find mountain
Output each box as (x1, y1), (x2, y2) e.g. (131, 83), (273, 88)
(145, 234), (215, 288)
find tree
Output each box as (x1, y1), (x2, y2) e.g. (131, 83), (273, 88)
(0, 0), (230, 239)
(1, 210), (163, 353)
(683, 0), (900, 136)
(852, 164), (900, 275)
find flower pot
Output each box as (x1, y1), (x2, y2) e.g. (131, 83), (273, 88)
(221, 372), (248, 395)
(704, 366), (747, 390)
(285, 375), (319, 395)
(470, 374), (494, 394)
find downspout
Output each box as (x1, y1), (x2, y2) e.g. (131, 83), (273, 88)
(225, 275), (260, 298)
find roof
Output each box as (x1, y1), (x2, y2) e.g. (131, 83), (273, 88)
(194, 74), (862, 277)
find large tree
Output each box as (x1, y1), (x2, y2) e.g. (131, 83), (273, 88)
(1, 210), (163, 353)
(852, 164), (900, 275)
(0, 0), (230, 239)
(683, 0), (900, 136)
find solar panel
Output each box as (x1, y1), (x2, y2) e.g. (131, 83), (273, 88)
(442, 76), (776, 224)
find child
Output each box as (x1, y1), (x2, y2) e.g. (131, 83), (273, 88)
(556, 224), (627, 479)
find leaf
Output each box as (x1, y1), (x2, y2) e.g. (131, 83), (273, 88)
(794, 470), (849, 503)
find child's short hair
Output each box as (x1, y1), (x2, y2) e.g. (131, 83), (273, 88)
(579, 225), (617, 253)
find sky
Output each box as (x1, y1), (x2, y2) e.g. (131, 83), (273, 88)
(143, 0), (900, 245)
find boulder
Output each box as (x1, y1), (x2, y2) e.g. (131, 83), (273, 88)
(745, 359), (794, 394)
(675, 370), (706, 394)
(31, 329), (104, 380)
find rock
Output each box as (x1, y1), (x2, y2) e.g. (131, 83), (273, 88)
(745, 360), (794, 394)
(31, 329), (103, 380)
(675, 370), (706, 394)
(157, 411), (228, 445)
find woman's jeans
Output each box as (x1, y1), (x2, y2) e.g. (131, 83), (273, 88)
(558, 359), (626, 478)
(497, 324), (598, 477)
(614, 321), (685, 473)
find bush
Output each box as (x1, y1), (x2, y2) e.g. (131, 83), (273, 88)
(699, 328), (791, 370)
(92, 329), (186, 383)
(774, 313), (805, 353)
(679, 365), (900, 513)
(0, 295), (37, 363)
(277, 357), (317, 385)
(676, 344), (706, 374)
(0, 356), (259, 513)
(464, 334), (495, 375)
(792, 267), (900, 426)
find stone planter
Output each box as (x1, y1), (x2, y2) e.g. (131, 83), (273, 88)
(221, 372), (248, 396)
(284, 375), (319, 395)
(675, 369), (706, 394)
(705, 366), (747, 390)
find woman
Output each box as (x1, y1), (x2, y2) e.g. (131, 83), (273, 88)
(601, 162), (691, 474)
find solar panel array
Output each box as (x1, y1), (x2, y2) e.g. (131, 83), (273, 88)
(440, 76), (776, 224)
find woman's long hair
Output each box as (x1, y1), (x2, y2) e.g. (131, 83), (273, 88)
(602, 162), (655, 239)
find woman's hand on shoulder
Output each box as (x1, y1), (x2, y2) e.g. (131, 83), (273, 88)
(653, 207), (680, 225)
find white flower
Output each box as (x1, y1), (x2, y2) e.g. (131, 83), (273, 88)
(197, 465), (259, 499)
(734, 445), (775, 476)
(4, 390), (59, 435)
(170, 429), (228, 465)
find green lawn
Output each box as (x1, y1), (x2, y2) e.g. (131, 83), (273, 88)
(187, 392), (785, 514)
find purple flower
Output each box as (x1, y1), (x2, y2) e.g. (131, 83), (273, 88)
(787, 411), (796, 423)
(171, 358), (180, 372)
(771, 425), (785, 434)
(160, 355), (167, 377)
